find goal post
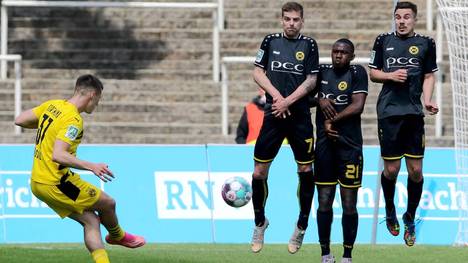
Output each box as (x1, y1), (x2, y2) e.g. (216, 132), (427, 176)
(435, 0), (468, 246)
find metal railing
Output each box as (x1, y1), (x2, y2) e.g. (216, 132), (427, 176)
(0, 0), (222, 81)
(0, 54), (22, 134)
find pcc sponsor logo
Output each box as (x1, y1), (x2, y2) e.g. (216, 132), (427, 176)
(271, 61), (304, 75)
(386, 57), (420, 69)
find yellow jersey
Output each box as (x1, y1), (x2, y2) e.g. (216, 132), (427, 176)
(31, 99), (83, 185)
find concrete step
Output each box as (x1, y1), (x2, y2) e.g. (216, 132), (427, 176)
(19, 59), (213, 71)
(10, 6), (213, 21)
(82, 111), (223, 124)
(9, 28), (214, 41)
(19, 68), (213, 80)
(0, 90), (221, 104)
(0, 111), (14, 122)
(10, 17), (214, 29)
(0, 78), (219, 91)
(10, 38), (214, 51)
(9, 48), (212, 61)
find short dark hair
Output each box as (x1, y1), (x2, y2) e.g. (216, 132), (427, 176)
(394, 1), (418, 17)
(282, 2), (303, 18)
(335, 38), (355, 53)
(75, 74), (103, 93)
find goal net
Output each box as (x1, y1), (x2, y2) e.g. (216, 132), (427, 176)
(436, 0), (468, 246)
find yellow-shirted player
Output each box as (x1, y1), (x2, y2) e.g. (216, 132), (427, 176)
(15, 74), (145, 263)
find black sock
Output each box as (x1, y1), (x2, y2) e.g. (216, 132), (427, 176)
(407, 177), (423, 220)
(252, 177), (268, 226)
(317, 210), (333, 256)
(381, 172), (396, 216)
(297, 171), (315, 230)
(342, 213), (358, 258)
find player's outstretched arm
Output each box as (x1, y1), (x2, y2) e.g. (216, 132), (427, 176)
(422, 72), (439, 115)
(52, 139), (114, 182)
(14, 109), (39, 129)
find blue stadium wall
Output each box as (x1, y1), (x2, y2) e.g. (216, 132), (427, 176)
(0, 145), (465, 245)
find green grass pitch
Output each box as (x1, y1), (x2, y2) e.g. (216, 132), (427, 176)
(1, 243), (467, 263)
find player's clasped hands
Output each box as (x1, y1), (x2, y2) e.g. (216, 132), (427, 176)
(324, 119), (339, 140)
(319, 98), (337, 120)
(272, 96), (291, 118)
(91, 163), (114, 182)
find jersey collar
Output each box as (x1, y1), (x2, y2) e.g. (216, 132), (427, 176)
(282, 32), (302, 40)
(394, 31), (416, 39)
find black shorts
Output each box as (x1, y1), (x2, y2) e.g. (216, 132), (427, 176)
(254, 112), (314, 164)
(378, 115), (425, 160)
(314, 138), (363, 188)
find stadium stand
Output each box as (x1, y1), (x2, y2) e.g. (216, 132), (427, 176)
(0, 0), (454, 146)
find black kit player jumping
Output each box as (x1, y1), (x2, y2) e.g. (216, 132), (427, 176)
(250, 2), (318, 254)
(369, 1), (439, 246)
(314, 39), (368, 263)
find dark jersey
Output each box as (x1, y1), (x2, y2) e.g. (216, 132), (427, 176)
(369, 32), (438, 119)
(254, 33), (319, 114)
(316, 64), (368, 148)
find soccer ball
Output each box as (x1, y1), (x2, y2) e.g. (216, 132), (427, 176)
(221, 176), (252, 208)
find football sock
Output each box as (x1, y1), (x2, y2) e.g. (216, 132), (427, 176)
(342, 213), (358, 258)
(91, 249), (110, 263)
(297, 171), (315, 230)
(317, 210), (333, 256)
(407, 177), (424, 220)
(108, 224), (125, 241)
(381, 172), (397, 216)
(252, 177), (268, 226)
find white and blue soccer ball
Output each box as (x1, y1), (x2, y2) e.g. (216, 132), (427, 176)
(221, 176), (252, 208)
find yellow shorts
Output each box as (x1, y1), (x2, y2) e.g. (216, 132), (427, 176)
(31, 173), (101, 218)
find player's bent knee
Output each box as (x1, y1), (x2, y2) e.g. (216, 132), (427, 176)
(409, 172), (423, 183)
(252, 172), (268, 180)
(95, 192), (116, 212)
(342, 205), (358, 215)
(104, 197), (116, 210)
(408, 166), (422, 178)
(253, 163), (270, 179)
(384, 168), (399, 179)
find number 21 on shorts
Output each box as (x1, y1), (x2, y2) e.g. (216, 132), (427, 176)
(345, 164), (359, 179)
